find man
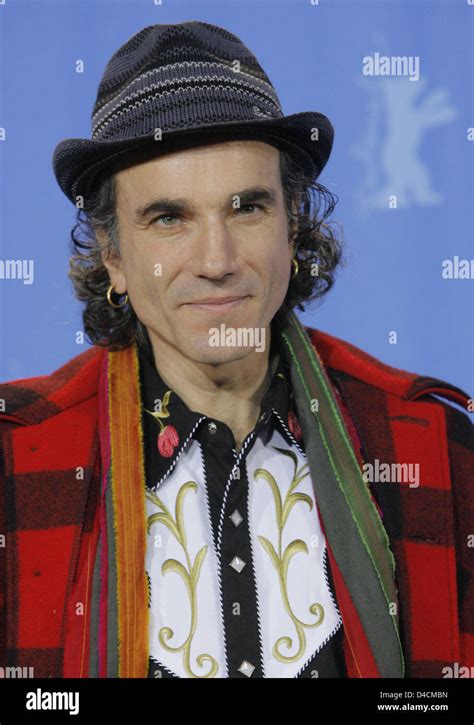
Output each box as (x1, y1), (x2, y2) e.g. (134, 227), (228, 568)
(0, 20), (472, 679)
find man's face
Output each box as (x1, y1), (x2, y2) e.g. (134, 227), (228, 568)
(102, 139), (294, 364)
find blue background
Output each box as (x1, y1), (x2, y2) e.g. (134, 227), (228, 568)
(0, 0), (473, 395)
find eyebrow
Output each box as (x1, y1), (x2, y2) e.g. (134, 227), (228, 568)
(132, 186), (279, 223)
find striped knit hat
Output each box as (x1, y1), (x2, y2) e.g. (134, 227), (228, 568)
(52, 20), (334, 205)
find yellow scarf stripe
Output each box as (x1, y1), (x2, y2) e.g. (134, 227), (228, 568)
(108, 343), (149, 677)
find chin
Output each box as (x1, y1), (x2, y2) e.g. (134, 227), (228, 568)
(181, 335), (255, 366)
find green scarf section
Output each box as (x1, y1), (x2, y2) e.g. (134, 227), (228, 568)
(280, 312), (405, 678)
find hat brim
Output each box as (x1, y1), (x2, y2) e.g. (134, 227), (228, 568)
(52, 111), (334, 204)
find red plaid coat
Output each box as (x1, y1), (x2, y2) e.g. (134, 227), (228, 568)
(0, 327), (472, 678)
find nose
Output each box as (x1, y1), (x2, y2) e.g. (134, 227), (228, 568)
(192, 217), (240, 280)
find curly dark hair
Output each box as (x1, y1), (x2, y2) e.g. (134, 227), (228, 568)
(68, 137), (344, 351)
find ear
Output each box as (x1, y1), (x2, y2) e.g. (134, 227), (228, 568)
(288, 223), (298, 256)
(96, 228), (127, 295)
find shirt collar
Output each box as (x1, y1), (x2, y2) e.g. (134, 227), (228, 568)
(137, 332), (302, 489)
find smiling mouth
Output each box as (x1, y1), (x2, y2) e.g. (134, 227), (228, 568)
(183, 296), (250, 312)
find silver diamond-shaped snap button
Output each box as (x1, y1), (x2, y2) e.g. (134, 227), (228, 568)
(230, 509), (243, 527)
(229, 556), (246, 573)
(238, 660), (255, 677)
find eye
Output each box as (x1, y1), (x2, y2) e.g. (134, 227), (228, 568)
(152, 214), (179, 227)
(237, 203), (262, 214)
(239, 203), (264, 216)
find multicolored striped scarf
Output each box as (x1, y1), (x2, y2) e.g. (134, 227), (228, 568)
(87, 311), (405, 678)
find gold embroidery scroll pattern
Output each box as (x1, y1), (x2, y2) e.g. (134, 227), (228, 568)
(254, 447), (325, 663)
(146, 483), (219, 678)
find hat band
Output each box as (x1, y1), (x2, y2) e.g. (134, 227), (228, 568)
(92, 61), (283, 141)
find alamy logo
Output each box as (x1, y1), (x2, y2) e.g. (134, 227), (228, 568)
(363, 459), (420, 488)
(0, 259), (34, 284)
(362, 52), (420, 81)
(208, 324), (266, 352)
(442, 256), (474, 279)
(0, 666), (34, 678)
(25, 688), (79, 716)
(441, 662), (474, 678)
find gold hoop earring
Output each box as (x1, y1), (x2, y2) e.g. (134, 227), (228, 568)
(106, 284), (129, 308)
(290, 257), (299, 280)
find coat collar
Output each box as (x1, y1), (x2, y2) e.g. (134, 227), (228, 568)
(0, 345), (105, 426)
(0, 326), (469, 430)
